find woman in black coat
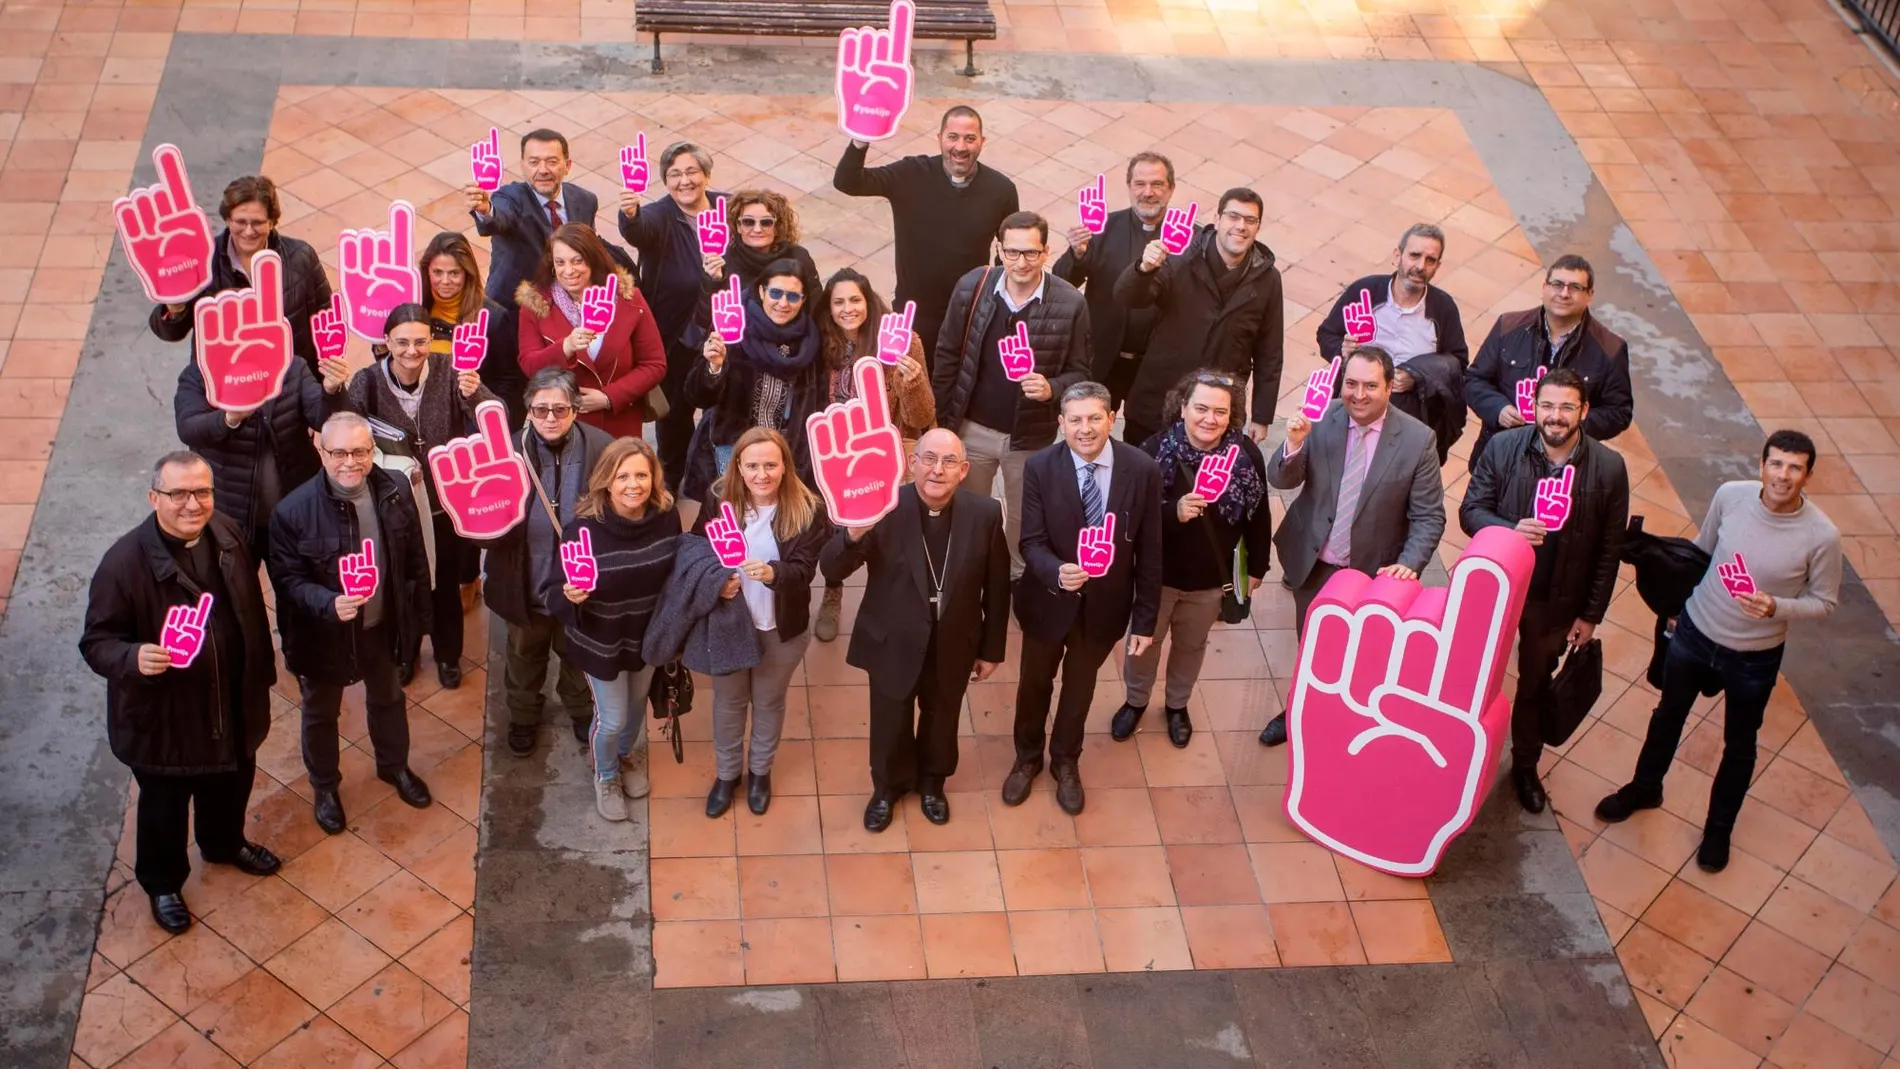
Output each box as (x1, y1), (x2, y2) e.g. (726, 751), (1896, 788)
(687, 189), (822, 348)
(174, 356), (328, 562)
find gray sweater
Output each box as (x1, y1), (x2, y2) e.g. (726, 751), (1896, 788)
(1684, 480), (1841, 651)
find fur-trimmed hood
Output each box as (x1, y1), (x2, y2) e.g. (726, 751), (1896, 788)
(515, 266), (638, 317)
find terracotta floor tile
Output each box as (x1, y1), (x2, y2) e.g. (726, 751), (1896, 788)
(1683, 964), (1798, 1056)
(1600, 802), (1704, 873)
(327, 963), (454, 1059)
(1168, 843), (1264, 906)
(1080, 845), (1178, 908)
(1250, 841), (1347, 903)
(738, 854), (830, 919)
(1676, 840), (1786, 915)
(1839, 919), (1900, 995)
(1791, 834), (1897, 913)
(742, 917), (837, 985)
(648, 740), (717, 798)
(339, 870), (463, 959)
(1071, 787), (1162, 847)
(351, 791), (468, 870)
(811, 738), (874, 796)
(818, 792), (909, 853)
(1351, 900), (1452, 964)
(1135, 729), (1228, 786)
(263, 918), (392, 1012)
(1008, 909), (1105, 975)
(913, 850), (1006, 913)
(1767, 1011), (1885, 1069)
(902, 792), (996, 850)
(277, 832), (400, 913)
(253, 1013), (383, 1069)
(1268, 902), (1367, 967)
(652, 920), (743, 988)
(390, 1009), (467, 1069)
(1229, 783), (1305, 843)
(652, 856), (741, 921)
(1180, 904), (1280, 969)
(1759, 875), (1868, 957)
(1806, 965), (1900, 1052)
(1655, 1013), (1767, 1069)
(406, 825), (476, 910)
(184, 968), (315, 1064)
(1751, 754), (1852, 829)
(124, 925), (255, 1016)
(71, 972), (178, 1068)
(649, 796), (736, 857)
(1619, 923), (1716, 1010)
(1335, 856), (1430, 901)
(997, 847), (1091, 910)
(1721, 918), (1836, 1006)
(734, 793), (825, 855)
(832, 914), (927, 982)
(826, 852), (918, 915)
(198, 876), (329, 964)
(1641, 878), (1751, 961)
(1150, 785), (1244, 844)
(987, 787), (1080, 849)
(112, 1016), (240, 1067)
(1097, 906), (1194, 972)
(920, 912), (1018, 978)
(1578, 836), (1673, 918)
(399, 913), (473, 1008)
(93, 884), (177, 968)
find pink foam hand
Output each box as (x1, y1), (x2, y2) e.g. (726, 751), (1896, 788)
(470, 126), (503, 193)
(706, 502), (748, 568)
(1283, 526), (1534, 876)
(1717, 553), (1757, 599)
(1076, 510), (1117, 579)
(620, 132), (650, 194)
(997, 320), (1034, 382)
(1342, 288), (1377, 344)
(338, 199), (421, 340)
(115, 144), (215, 305)
(194, 249), (294, 411)
(834, 0), (916, 142)
(426, 399), (530, 539)
(875, 300), (915, 366)
(711, 273), (746, 345)
(312, 291), (349, 364)
(338, 538), (379, 599)
(1193, 444), (1240, 503)
(807, 356), (905, 526)
(1077, 173), (1107, 235)
(581, 282), (616, 333)
(1300, 356), (1342, 421)
(1533, 465), (1574, 530)
(561, 526), (598, 592)
(696, 195), (729, 257)
(160, 591), (213, 669)
(1515, 365), (1547, 422)
(451, 308), (490, 372)
(1160, 201), (1198, 255)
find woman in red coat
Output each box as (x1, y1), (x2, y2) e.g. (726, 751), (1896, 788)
(516, 222), (667, 439)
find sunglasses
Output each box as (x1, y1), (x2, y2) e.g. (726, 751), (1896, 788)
(764, 287), (804, 304)
(737, 217), (777, 229)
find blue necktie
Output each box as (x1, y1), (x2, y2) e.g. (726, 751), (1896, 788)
(1080, 462), (1104, 527)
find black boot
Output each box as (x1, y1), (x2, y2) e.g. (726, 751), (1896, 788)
(706, 777), (739, 818)
(747, 771), (772, 815)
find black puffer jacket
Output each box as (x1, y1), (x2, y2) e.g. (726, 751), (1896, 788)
(174, 357), (327, 553)
(931, 267), (1092, 451)
(79, 513), (275, 775)
(148, 230), (333, 374)
(1465, 308), (1633, 465)
(267, 468), (433, 685)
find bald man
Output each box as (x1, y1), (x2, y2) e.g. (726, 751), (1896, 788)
(820, 430), (1012, 832)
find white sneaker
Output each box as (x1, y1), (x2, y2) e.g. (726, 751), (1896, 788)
(595, 776), (628, 821)
(620, 749), (650, 799)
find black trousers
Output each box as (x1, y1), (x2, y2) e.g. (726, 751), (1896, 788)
(1510, 602), (1575, 770)
(430, 512), (466, 667)
(656, 346), (696, 494)
(299, 623), (410, 790)
(1014, 618), (1116, 766)
(869, 644), (968, 795)
(132, 760), (254, 896)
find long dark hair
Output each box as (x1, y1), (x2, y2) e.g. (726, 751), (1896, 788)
(417, 231), (486, 323)
(817, 268), (891, 371)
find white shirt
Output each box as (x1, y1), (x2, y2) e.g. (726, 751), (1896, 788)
(995, 271), (1047, 314)
(1372, 288), (1438, 365)
(1070, 444), (1113, 511)
(739, 504), (781, 631)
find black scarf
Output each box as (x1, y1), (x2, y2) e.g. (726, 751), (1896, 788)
(725, 241), (790, 289)
(1154, 422), (1265, 526)
(736, 297), (821, 377)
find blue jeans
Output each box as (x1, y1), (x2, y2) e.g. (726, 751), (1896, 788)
(1632, 611), (1784, 832)
(588, 664), (657, 783)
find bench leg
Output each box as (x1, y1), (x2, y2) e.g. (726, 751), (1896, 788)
(651, 33), (665, 74)
(959, 38), (979, 77)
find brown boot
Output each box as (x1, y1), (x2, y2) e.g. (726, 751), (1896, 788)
(814, 585), (844, 642)
(1053, 763), (1085, 815)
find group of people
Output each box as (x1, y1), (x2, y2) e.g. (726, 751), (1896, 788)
(81, 109), (1842, 937)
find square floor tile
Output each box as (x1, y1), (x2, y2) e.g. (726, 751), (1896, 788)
(902, 792), (996, 850)
(1167, 843), (1263, 906)
(998, 848), (1091, 910)
(652, 856), (741, 921)
(252, 1013), (383, 1068)
(1181, 904), (1280, 969)
(184, 968), (316, 1064)
(1350, 900), (1453, 964)
(1080, 845), (1178, 908)
(1150, 785), (1244, 844)
(71, 972), (178, 1068)
(1268, 902), (1367, 967)
(738, 854), (830, 919)
(264, 918), (392, 1012)
(1008, 909), (1105, 975)
(124, 925), (255, 1016)
(735, 794), (825, 855)
(339, 870), (463, 959)
(1250, 841), (1348, 903)
(742, 918), (837, 985)
(921, 912), (1018, 978)
(1071, 787), (1162, 847)
(825, 852), (918, 915)
(1096, 906), (1194, 972)
(200, 876), (330, 963)
(400, 914), (473, 1008)
(327, 963), (455, 1059)
(652, 921), (743, 988)
(913, 850), (1006, 913)
(832, 914), (927, 982)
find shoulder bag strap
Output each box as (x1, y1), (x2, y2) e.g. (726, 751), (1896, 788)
(518, 426), (564, 533)
(961, 267), (994, 361)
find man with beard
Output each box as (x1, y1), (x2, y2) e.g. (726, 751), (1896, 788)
(834, 106), (1020, 357)
(821, 428), (1011, 832)
(1052, 152), (1176, 419)
(1459, 368), (1629, 814)
(1315, 223), (1470, 462)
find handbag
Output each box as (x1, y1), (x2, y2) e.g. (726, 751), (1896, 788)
(1540, 637), (1604, 746)
(648, 662), (695, 763)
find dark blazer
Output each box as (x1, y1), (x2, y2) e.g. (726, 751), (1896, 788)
(820, 485), (1011, 701)
(472, 181), (602, 307)
(1014, 440), (1164, 646)
(1267, 402), (1445, 588)
(1052, 207), (1160, 380)
(690, 499), (833, 642)
(1465, 307), (1633, 464)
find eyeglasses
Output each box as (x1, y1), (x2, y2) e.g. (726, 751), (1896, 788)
(914, 452), (965, 471)
(323, 447), (374, 462)
(736, 217), (777, 229)
(530, 404), (576, 419)
(154, 488), (214, 506)
(226, 218), (271, 232)
(664, 168), (704, 181)
(387, 338), (431, 352)
(764, 287), (805, 304)
(999, 248), (1044, 263)
(1535, 401), (1583, 415)
(1545, 279), (1591, 294)
(1219, 210), (1261, 227)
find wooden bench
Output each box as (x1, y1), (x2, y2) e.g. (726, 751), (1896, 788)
(634, 0), (997, 77)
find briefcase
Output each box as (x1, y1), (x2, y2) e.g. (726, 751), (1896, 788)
(1540, 638), (1603, 747)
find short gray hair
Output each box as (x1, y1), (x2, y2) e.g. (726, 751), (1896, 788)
(1398, 222), (1445, 255)
(525, 367), (580, 407)
(659, 141), (711, 178)
(1060, 380), (1112, 413)
(151, 449), (208, 490)
(320, 411), (372, 445)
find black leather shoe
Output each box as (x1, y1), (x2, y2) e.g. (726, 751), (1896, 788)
(1594, 784), (1663, 824)
(507, 723), (536, 758)
(706, 777), (739, 818)
(313, 789), (346, 834)
(1696, 828), (1731, 873)
(149, 893), (191, 935)
(1511, 767), (1547, 814)
(380, 767), (433, 808)
(1109, 702), (1145, 742)
(863, 792), (895, 832)
(920, 791), (951, 825)
(221, 842), (281, 876)
(572, 717), (591, 745)
(1258, 713), (1288, 747)
(437, 661), (462, 689)
(747, 771), (772, 815)
(398, 661), (417, 686)
(1001, 759), (1042, 807)
(1165, 707), (1192, 749)
(1053, 763), (1086, 815)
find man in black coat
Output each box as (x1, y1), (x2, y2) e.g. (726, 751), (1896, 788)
(1113, 187), (1285, 448)
(821, 428), (1011, 832)
(174, 356), (328, 561)
(269, 412), (435, 835)
(1465, 254), (1634, 465)
(1460, 368), (1629, 814)
(1314, 223), (1470, 463)
(1052, 152), (1177, 414)
(80, 451), (282, 934)
(1003, 382), (1164, 816)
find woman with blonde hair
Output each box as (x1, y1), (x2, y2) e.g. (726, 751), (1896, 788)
(547, 436), (683, 821)
(693, 426), (832, 817)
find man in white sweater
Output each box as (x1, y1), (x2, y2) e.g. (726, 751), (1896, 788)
(1594, 429), (1842, 872)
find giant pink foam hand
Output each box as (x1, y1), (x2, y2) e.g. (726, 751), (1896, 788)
(1077, 511), (1117, 579)
(1515, 365), (1548, 422)
(997, 321), (1034, 382)
(115, 144), (215, 304)
(1342, 288), (1376, 344)
(1194, 444), (1240, 503)
(705, 502), (747, 568)
(620, 132), (650, 194)
(161, 592), (213, 669)
(1717, 553), (1756, 599)
(338, 538), (379, 599)
(194, 249), (293, 411)
(696, 196), (729, 257)
(561, 526), (598, 592)
(339, 200), (421, 341)
(1077, 173), (1107, 235)
(426, 400), (529, 539)
(1300, 356), (1342, 421)
(1534, 465), (1573, 530)
(835, 0), (915, 142)
(876, 300), (915, 365)
(312, 291), (348, 365)
(581, 282), (616, 333)
(1284, 526), (1534, 876)
(807, 356), (904, 526)
(451, 308), (489, 372)
(1160, 201), (1198, 255)
(711, 273), (746, 345)
(470, 126), (503, 193)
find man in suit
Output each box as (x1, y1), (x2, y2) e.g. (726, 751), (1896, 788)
(822, 429), (1012, 832)
(1258, 345), (1446, 747)
(1052, 152), (1176, 418)
(463, 128), (605, 309)
(1003, 382), (1164, 815)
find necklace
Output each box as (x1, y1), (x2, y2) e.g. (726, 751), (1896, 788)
(921, 531), (950, 619)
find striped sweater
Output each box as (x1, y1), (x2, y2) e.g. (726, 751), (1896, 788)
(545, 506), (683, 679)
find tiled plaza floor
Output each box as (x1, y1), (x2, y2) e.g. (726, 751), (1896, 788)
(6, 2), (1897, 1067)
